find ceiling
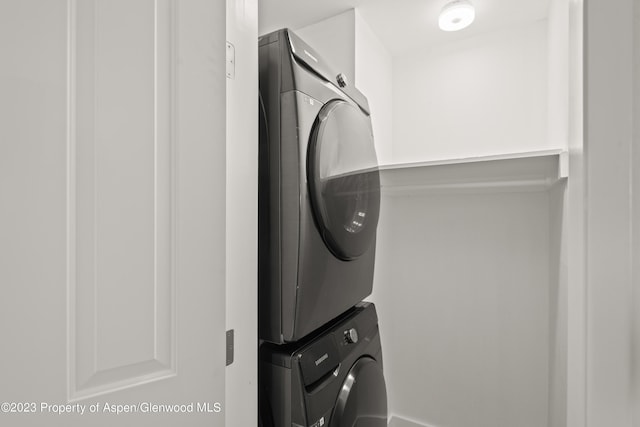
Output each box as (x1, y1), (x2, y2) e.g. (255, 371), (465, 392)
(258, 0), (551, 56)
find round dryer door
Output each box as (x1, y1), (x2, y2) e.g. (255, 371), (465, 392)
(332, 357), (387, 427)
(307, 100), (381, 261)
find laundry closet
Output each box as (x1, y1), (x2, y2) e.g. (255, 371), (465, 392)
(2, 1), (636, 426)
(258, 1), (583, 426)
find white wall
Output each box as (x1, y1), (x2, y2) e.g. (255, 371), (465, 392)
(547, 0), (569, 148)
(354, 10), (393, 165)
(546, 2), (570, 427)
(564, 1), (586, 426)
(393, 20), (550, 164)
(225, 0), (258, 426)
(634, 1), (640, 424)
(377, 190), (551, 427)
(585, 0), (635, 425)
(548, 181), (568, 427)
(295, 10), (356, 84)
(375, 9), (579, 427)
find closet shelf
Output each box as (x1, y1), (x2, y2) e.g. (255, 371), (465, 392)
(378, 149), (568, 195)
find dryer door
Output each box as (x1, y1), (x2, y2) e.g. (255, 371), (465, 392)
(332, 356), (387, 427)
(307, 100), (380, 261)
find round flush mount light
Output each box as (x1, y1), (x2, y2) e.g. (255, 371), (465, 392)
(439, 0), (475, 32)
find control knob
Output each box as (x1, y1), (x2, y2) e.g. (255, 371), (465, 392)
(344, 328), (358, 344)
(336, 73), (348, 88)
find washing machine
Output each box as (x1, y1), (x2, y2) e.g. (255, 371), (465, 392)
(259, 28), (381, 344)
(259, 302), (387, 427)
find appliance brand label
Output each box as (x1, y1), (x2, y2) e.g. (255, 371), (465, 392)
(314, 353), (329, 366)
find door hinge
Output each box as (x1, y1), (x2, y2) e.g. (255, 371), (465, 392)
(226, 41), (235, 80)
(226, 329), (234, 366)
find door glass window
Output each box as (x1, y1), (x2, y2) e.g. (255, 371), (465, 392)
(308, 100), (380, 261)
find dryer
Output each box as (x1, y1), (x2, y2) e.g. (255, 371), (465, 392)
(259, 302), (387, 427)
(259, 29), (381, 344)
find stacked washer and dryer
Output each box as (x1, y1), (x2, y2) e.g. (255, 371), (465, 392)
(258, 29), (387, 427)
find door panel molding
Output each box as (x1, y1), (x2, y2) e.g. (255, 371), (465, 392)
(66, 0), (177, 401)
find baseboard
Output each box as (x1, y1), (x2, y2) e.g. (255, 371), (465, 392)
(388, 414), (437, 427)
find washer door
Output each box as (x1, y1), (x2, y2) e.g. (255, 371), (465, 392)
(307, 100), (380, 261)
(332, 357), (387, 427)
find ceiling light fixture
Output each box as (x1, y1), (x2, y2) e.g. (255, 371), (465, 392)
(439, 0), (475, 32)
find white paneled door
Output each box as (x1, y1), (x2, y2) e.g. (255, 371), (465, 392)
(0, 1), (227, 426)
